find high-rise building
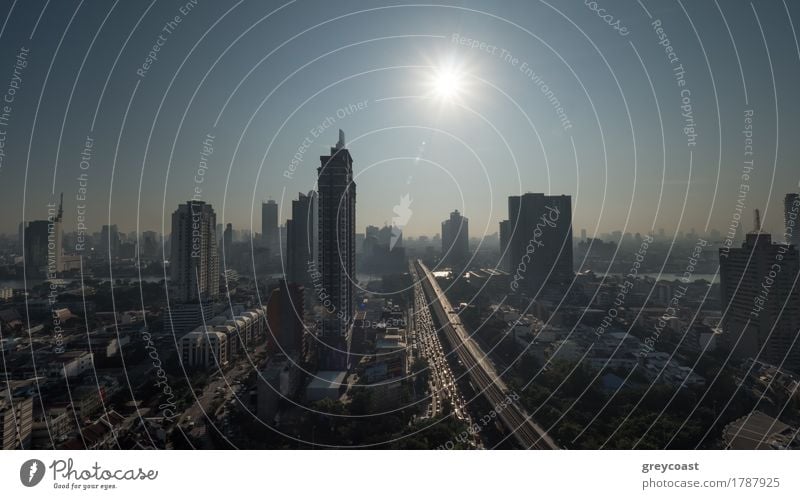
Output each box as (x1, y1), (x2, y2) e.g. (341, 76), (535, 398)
(316, 129), (356, 371)
(24, 194), (63, 277)
(286, 191), (317, 286)
(99, 224), (120, 260)
(141, 230), (160, 260)
(262, 200), (278, 249)
(719, 231), (800, 370)
(502, 193), (573, 295)
(170, 201), (219, 303)
(441, 210), (469, 267)
(785, 193), (799, 247)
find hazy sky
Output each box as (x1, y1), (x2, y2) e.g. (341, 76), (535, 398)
(0, 0), (798, 241)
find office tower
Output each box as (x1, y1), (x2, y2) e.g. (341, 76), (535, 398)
(170, 201), (219, 303)
(719, 230), (800, 370)
(141, 230), (160, 260)
(286, 191), (317, 286)
(441, 210), (469, 266)
(785, 193), (799, 247)
(223, 223), (233, 250)
(267, 279), (305, 355)
(504, 193), (573, 294)
(316, 129), (356, 371)
(99, 224), (120, 260)
(24, 221), (48, 276)
(262, 200), (278, 249)
(580, 228), (587, 242)
(220, 223), (233, 269)
(24, 195), (63, 277)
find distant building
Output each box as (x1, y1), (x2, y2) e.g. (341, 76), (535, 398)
(719, 231), (800, 370)
(24, 195), (64, 276)
(317, 130), (356, 371)
(262, 200), (278, 249)
(141, 230), (160, 260)
(502, 193), (573, 294)
(286, 191), (317, 286)
(99, 224), (120, 260)
(785, 193), (799, 247)
(179, 327), (228, 369)
(441, 210), (469, 267)
(170, 201), (219, 303)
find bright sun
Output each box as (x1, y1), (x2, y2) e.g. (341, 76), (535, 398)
(432, 67), (463, 100)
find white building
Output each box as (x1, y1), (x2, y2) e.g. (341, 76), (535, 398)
(180, 327), (228, 369)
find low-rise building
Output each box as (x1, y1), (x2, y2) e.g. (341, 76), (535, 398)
(180, 327), (228, 369)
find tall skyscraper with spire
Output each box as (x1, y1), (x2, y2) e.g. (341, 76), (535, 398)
(316, 130), (356, 371)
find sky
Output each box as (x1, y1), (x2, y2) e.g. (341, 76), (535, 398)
(0, 0), (799, 242)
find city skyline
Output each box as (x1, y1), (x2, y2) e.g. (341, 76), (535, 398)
(1, 2), (800, 240)
(3, 0), (800, 460)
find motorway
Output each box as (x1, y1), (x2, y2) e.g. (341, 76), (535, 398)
(411, 264), (469, 423)
(414, 260), (559, 450)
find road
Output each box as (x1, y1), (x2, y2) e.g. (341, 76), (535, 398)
(415, 260), (559, 450)
(411, 264), (469, 423)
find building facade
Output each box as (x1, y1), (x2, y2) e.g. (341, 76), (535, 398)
(316, 130), (356, 371)
(441, 210), (469, 267)
(286, 191), (317, 287)
(502, 193), (573, 295)
(720, 232), (800, 370)
(170, 201), (219, 303)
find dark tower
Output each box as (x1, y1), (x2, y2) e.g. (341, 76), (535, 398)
(316, 130), (356, 371)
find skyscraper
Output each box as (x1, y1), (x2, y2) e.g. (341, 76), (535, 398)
(170, 201), (219, 303)
(99, 224), (120, 260)
(141, 230), (160, 261)
(719, 230), (800, 370)
(286, 191), (317, 287)
(441, 210), (469, 267)
(503, 193), (573, 295)
(785, 193), (799, 247)
(262, 200), (278, 249)
(24, 194), (63, 277)
(316, 130), (356, 371)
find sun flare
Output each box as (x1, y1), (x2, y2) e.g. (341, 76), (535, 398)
(431, 66), (463, 101)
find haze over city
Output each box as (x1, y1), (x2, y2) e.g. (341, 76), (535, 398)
(0, 1), (798, 239)
(3, 0), (800, 482)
